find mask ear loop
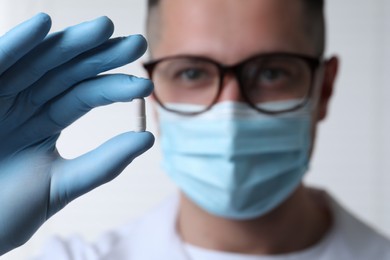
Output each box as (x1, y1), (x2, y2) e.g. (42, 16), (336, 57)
(310, 59), (329, 118)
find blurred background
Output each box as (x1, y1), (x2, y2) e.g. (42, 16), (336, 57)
(1, 0), (389, 259)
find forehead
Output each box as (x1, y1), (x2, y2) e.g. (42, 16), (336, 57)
(152, 0), (316, 63)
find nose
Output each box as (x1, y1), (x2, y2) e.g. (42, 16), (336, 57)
(215, 72), (246, 103)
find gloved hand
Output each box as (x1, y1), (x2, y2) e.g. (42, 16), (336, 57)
(0, 13), (154, 255)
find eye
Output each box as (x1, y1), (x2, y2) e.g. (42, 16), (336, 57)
(258, 68), (287, 83)
(178, 68), (208, 81)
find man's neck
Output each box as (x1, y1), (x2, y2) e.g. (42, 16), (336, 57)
(177, 185), (332, 255)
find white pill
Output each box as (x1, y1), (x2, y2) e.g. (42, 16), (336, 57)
(133, 98), (146, 132)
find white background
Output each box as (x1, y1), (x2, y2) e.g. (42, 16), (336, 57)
(1, 0), (389, 259)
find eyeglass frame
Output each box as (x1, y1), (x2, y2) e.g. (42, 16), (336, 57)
(143, 52), (323, 115)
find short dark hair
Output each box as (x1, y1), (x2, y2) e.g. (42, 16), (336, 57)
(302, 0), (326, 55)
(146, 0), (325, 55)
(147, 0), (159, 8)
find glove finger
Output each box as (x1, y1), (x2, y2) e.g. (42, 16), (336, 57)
(3, 36), (147, 129)
(48, 131), (154, 217)
(16, 74), (153, 145)
(29, 35), (147, 107)
(0, 16), (114, 97)
(0, 13), (51, 76)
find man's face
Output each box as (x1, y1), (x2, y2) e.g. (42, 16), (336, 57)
(146, 0), (338, 218)
(149, 0), (337, 132)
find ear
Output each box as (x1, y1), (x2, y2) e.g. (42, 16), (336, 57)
(318, 56), (339, 121)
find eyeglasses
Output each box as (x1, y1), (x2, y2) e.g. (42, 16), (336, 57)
(144, 53), (322, 115)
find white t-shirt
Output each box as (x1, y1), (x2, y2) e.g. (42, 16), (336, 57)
(32, 191), (390, 260)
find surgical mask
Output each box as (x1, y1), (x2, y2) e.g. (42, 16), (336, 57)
(159, 101), (312, 220)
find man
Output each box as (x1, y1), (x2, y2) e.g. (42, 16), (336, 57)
(1, 0), (390, 259)
(129, 0), (390, 258)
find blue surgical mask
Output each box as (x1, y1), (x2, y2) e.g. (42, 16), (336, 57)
(159, 101), (312, 220)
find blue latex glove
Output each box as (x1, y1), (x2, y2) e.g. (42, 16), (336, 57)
(0, 13), (154, 255)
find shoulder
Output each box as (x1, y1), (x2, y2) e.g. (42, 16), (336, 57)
(31, 194), (180, 260)
(323, 192), (390, 259)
